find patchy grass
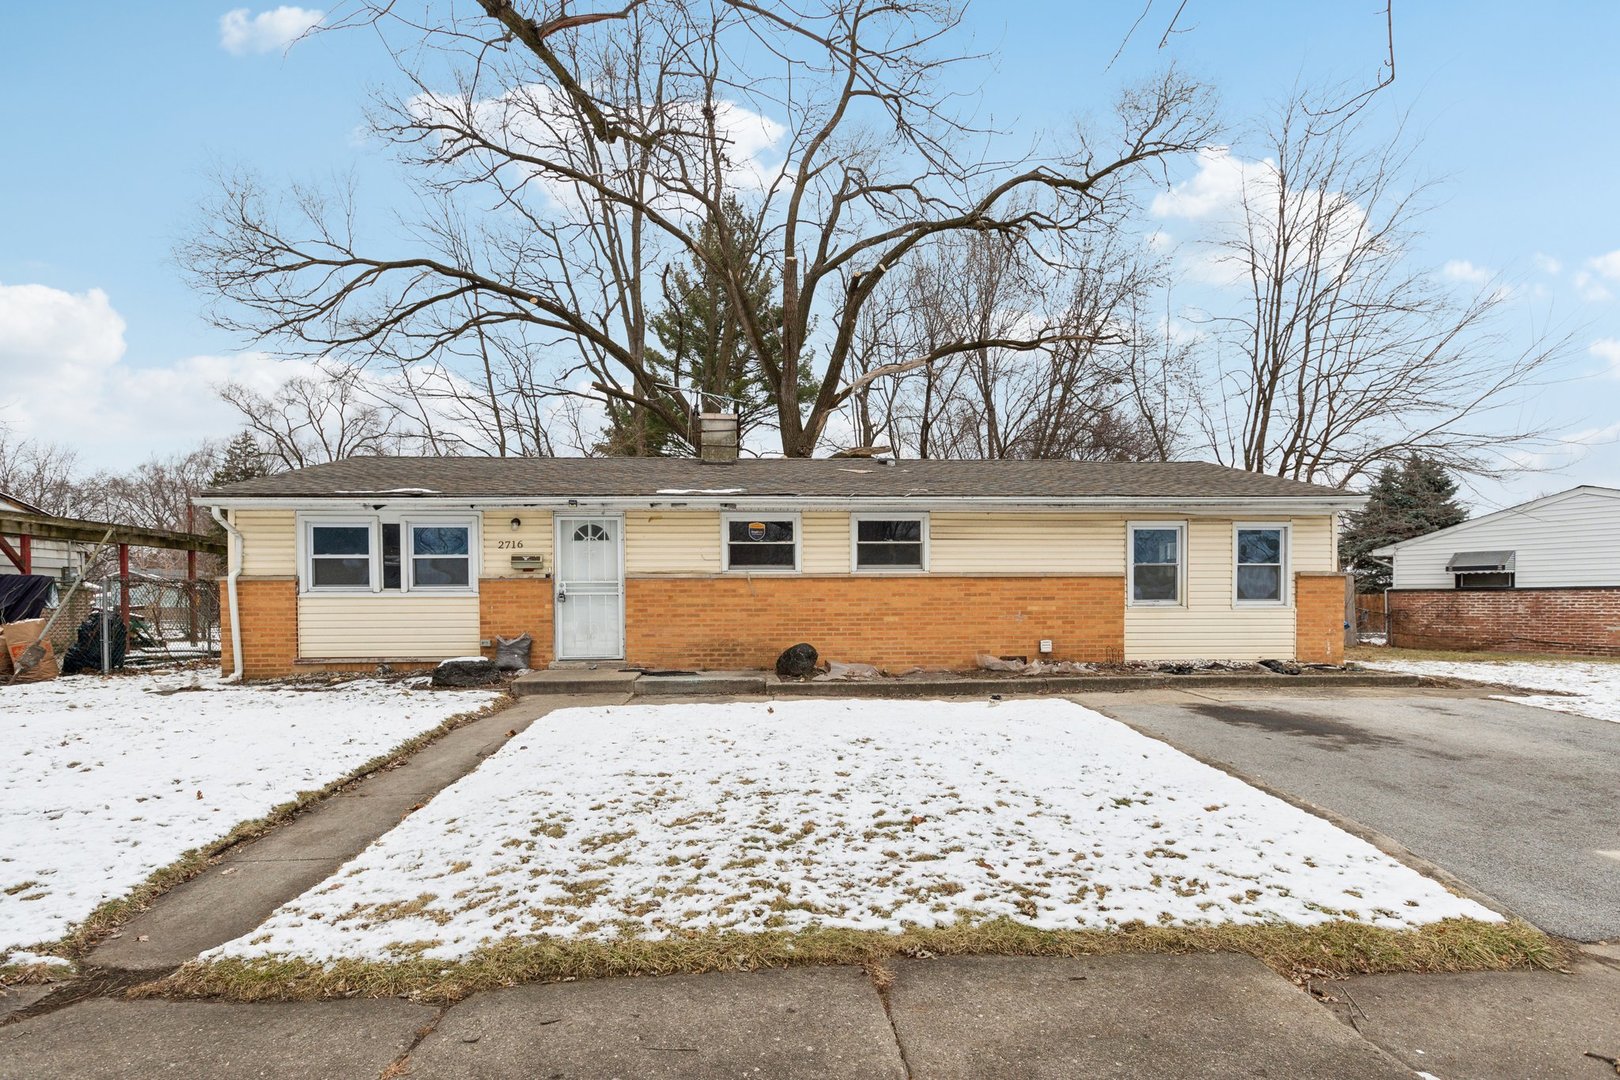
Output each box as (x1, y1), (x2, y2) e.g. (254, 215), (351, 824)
(143, 916), (1561, 1004)
(1349, 644), (1620, 666)
(7, 693), (508, 972)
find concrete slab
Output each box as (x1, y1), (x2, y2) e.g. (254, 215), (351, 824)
(408, 967), (906, 1079)
(512, 669), (639, 696)
(1318, 956), (1620, 1079)
(632, 671), (768, 696)
(0, 984), (53, 1022)
(0, 998), (436, 1080)
(885, 954), (1411, 1080)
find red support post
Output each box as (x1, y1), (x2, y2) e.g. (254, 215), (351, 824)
(18, 534), (30, 574)
(119, 543), (131, 627)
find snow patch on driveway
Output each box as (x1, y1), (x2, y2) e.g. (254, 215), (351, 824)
(211, 699), (1494, 964)
(1362, 659), (1620, 724)
(0, 672), (500, 960)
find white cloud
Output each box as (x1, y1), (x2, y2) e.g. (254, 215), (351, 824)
(1573, 269), (1613, 304)
(1532, 253), (1561, 275)
(219, 6), (323, 55)
(1150, 147), (1274, 221)
(0, 282), (312, 468)
(1591, 337), (1620, 377)
(1441, 259), (1492, 285)
(1588, 249), (1620, 282)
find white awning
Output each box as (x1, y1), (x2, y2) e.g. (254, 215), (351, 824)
(1446, 550), (1516, 573)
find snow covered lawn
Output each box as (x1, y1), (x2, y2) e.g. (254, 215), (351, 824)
(211, 699), (1493, 965)
(0, 671), (501, 962)
(1362, 658), (1620, 724)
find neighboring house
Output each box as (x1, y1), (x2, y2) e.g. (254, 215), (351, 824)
(196, 425), (1360, 679)
(1371, 485), (1620, 656)
(0, 489), (88, 581)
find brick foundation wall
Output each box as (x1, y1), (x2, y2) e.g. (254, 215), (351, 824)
(624, 575), (1125, 671)
(218, 577), (297, 679)
(1294, 572), (1348, 665)
(479, 577), (555, 667)
(1388, 587), (1620, 656)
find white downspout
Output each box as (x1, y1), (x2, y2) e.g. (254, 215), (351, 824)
(210, 505), (244, 682)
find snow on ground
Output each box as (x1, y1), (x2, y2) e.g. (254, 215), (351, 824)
(0, 671), (500, 961)
(211, 699), (1494, 964)
(1362, 658), (1620, 724)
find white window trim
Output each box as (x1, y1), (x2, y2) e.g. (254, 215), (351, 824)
(1127, 520), (1187, 608)
(850, 512), (930, 573)
(404, 517), (481, 593)
(298, 516), (379, 594)
(1232, 522), (1291, 607)
(721, 511), (802, 573)
(296, 512), (481, 596)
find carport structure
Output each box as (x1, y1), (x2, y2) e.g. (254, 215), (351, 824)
(0, 507), (225, 626)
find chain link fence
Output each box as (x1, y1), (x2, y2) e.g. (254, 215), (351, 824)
(52, 574), (220, 673)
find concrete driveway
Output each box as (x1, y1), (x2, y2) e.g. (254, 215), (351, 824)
(1083, 686), (1620, 941)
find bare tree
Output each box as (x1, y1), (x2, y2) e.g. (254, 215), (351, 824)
(1185, 94), (1566, 483)
(0, 431), (81, 516)
(216, 362), (403, 470)
(181, 0), (1215, 457)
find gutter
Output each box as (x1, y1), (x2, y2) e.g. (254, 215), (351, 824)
(209, 505), (244, 682)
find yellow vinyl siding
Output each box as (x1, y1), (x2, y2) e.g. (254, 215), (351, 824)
(800, 512), (850, 574)
(297, 594), (480, 659)
(480, 510), (553, 577)
(230, 509), (296, 576)
(624, 511), (722, 575)
(929, 512), (1125, 574)
(1123, 517), (1310, 661)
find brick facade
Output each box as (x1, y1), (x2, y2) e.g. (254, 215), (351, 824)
(624, 574), (1125, 671)
(1388, 587), (1620, 656)
(479, 577), (555, 667)
(218, 577), (298, 679)
(1294, 572), (1348, 665)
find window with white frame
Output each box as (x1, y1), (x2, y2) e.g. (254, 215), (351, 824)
(852, 515), (927, 571)
(409, 523), (473, 588)
(306, 522), (374, 590)
(301, 515), (477, 593)
(1234, 525), (1288, 604)
(1129, 523), (1184, 605)
(723, 515), (798, 571)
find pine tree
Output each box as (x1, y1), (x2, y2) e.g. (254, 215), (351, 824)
(1340, 454), (1467, 592)
(600, 198), (815, 455)
(208, 432), (272, 488)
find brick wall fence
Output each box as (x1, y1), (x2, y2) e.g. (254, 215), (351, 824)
(624, 574), (1126, 671)
(1295, 572), (1349, 665)
(1388, 587), (1620, 656)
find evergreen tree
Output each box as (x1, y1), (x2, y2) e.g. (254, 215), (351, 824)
(1340, 454), (1467, 592)
(208, 432), (272, 487)
(600, 198), (815, 455)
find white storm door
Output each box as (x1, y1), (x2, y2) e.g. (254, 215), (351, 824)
(555, 515), (624, 660)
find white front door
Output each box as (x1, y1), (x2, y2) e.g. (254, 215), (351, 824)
(555, 515), (624, 660)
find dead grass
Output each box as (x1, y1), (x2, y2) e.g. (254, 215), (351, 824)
(141, 916), (1561, 1004)
(1349, 644), (1620, 666)
(8, 692), (509, 970)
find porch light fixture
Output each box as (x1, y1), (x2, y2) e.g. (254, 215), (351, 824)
(510, 517), (522, 531)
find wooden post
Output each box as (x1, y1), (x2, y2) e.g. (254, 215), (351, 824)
(118, 543), (131, 627)
(18, 534), (30, 574)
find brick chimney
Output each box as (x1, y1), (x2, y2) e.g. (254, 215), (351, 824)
(698, 412), (740, 463)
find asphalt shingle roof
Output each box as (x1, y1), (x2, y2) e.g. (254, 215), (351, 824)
(205, 457), (1355, 501)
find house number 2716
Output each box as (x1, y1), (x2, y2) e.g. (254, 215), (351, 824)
(496, 540), (525, 549)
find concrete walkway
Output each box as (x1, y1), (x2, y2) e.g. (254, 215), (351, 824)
(7, 949), (1619, 1078)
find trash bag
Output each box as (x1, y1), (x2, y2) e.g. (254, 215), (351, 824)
(775, 642), (819, 679)
(61, 613), (127, 675)
(494, 633), (533, 672)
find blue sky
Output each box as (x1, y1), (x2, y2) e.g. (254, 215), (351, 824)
(1, 2), (1616, 510)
